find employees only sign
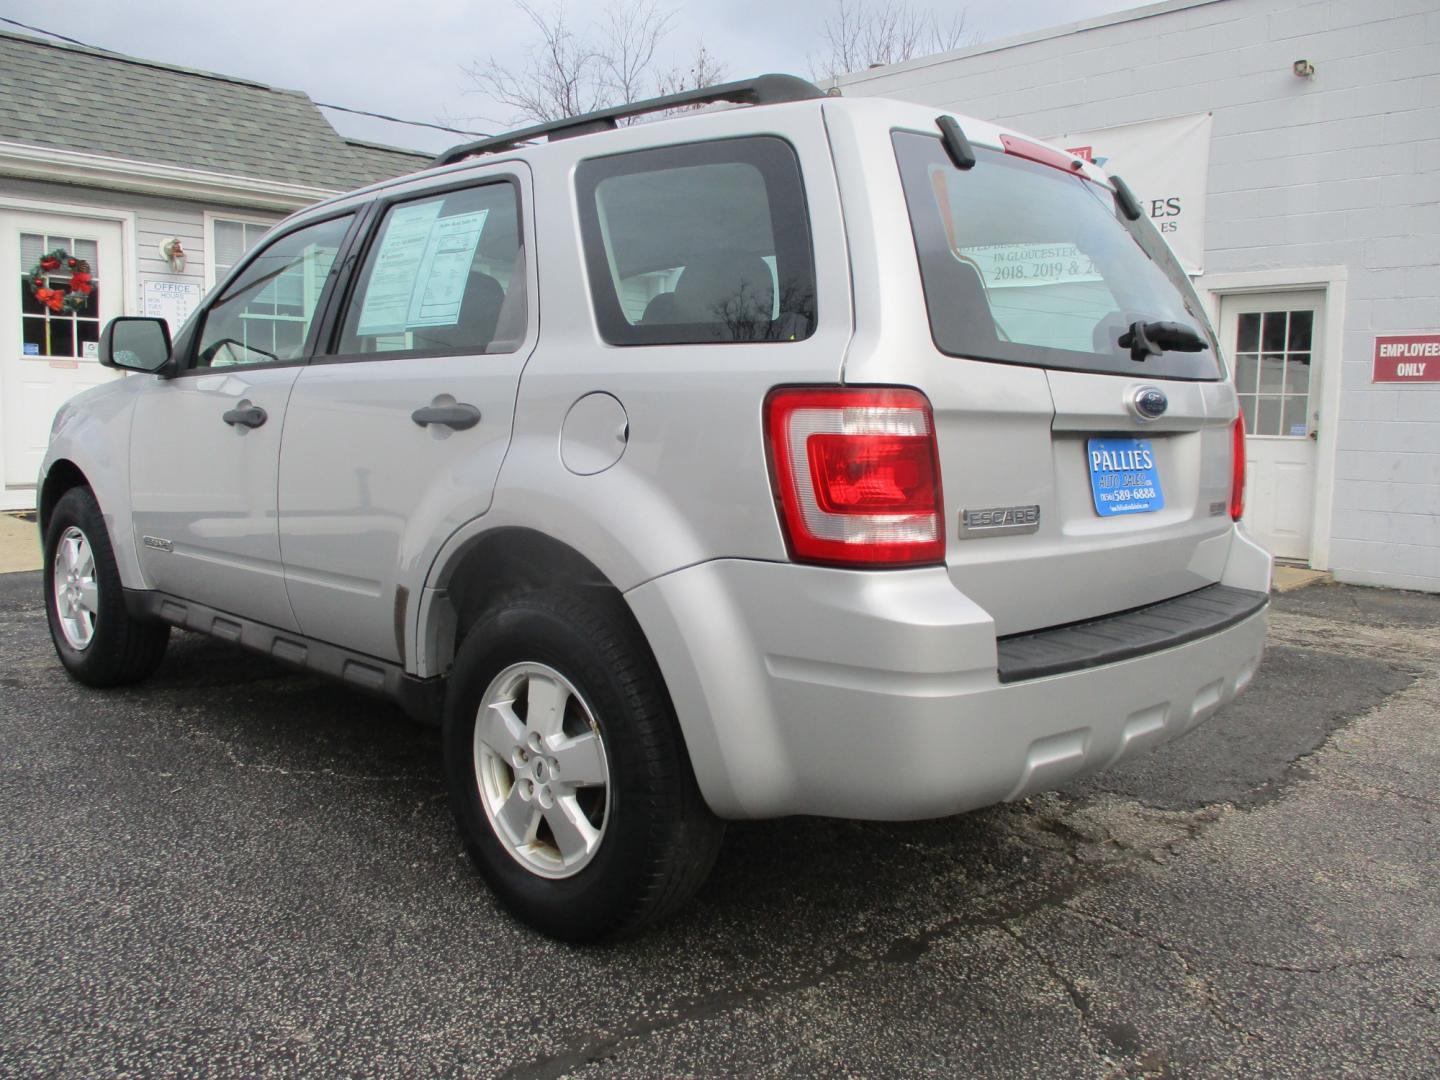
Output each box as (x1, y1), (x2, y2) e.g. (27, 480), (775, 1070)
(1373, 334), (1440, 383)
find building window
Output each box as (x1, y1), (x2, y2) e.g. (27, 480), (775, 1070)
(207, 216), (275, 290)
(1233, 309), (1313, 437)
(19, 232), (101, 359)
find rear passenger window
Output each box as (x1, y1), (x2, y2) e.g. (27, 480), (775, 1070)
(336, 181), (525, 357)
(576, 137), (816, 345)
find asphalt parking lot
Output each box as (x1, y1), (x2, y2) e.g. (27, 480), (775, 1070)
(2, 569), (1438, 1078)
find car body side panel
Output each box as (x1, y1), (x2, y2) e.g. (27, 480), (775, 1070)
(407, 102), (856, 674)
(277, 165), (538, 662)
(39, 376), (148, 589)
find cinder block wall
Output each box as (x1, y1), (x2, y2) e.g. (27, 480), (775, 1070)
(838, 0), (1439, 591)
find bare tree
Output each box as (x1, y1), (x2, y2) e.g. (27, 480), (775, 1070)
(600, 1), (675, 105)
(811, 0), (980, 81)
(461, 1), (600, 124)
(462, 0), (710, 127)
(654, 43), (727, 98)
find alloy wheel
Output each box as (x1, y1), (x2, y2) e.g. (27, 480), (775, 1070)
(53, 525), (98, 650)
(473, 662), (611, 878)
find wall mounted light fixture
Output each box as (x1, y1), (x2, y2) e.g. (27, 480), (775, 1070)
(159, 237), (186, 273)
(1293, 59), (1315, 77)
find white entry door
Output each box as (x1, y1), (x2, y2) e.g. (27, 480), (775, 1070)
(1219, 290), (1325, 561)
(0, 210), (124, 496)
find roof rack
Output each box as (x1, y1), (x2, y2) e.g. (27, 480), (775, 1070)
(432, 73), (827, 166)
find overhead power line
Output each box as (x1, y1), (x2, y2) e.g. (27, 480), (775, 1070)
(0, 15), (487, 139)
(0, 15), (123, 51)
(314, 102), (486, 137)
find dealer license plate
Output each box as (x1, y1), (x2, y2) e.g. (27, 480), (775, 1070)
(1087, 437), (1164, 516)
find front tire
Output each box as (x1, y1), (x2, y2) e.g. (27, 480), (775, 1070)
(43, 486), (169, 687)
(443, 589), (723, 941)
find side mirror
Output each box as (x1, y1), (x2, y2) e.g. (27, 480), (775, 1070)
(100, 317), (173, 375)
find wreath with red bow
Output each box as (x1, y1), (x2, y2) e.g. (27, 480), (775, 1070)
(27, 248), (94, 314)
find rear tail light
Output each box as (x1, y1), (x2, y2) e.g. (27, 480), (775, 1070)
(1230, 413), (1246, 521)
(764, 387), (945, 567)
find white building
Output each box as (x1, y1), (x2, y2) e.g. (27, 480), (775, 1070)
(837, 0), (1439, 592)
(0, 30), (426, 511)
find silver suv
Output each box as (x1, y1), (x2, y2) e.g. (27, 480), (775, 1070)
(39, 76), (1270, 940)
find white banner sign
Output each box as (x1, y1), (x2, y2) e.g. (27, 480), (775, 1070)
(1051, 112), (1213, 275)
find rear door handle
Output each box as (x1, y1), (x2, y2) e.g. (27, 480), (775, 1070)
(222, 404), (267, 428)
(411, 403), (481, 430)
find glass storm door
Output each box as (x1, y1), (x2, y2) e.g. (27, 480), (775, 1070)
(0, 209), (124, 491)
(1220, 290), (1325, 562)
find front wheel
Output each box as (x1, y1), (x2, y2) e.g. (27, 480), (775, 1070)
(43, 486), (169, 686)
(443, 589), (723, 941)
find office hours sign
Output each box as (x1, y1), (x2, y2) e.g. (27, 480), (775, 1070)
(1052, 112), (1213, 275)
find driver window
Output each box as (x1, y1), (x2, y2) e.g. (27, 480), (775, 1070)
(193, 214), (352, 369)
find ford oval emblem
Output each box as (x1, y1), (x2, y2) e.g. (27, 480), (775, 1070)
(1133, 386), (1168, 420)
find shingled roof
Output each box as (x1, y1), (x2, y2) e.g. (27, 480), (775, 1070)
(0, 30), (431, 191)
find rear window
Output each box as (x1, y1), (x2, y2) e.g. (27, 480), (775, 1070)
(576, 137), (816, 345)
(893, 131), (1221, 380)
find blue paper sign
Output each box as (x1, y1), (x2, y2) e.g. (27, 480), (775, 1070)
(1088, 437), (1164, 516)
(23, 343), (40, 355)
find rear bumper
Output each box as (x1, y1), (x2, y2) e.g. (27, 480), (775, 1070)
(626, 528), (1271, 820)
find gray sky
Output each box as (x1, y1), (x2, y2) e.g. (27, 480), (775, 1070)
(2, 0), (1148, 153)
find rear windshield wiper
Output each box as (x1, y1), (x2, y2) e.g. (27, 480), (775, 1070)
(1119, 320), (1208, 362)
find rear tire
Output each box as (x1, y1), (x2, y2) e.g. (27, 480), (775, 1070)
(43, 486), (169, 687)
(443, 588), (723, 941)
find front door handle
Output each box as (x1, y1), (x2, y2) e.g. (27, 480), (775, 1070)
(222, 404), (267, 428)
(411, 402), (481, 430)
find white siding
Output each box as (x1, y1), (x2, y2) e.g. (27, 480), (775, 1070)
(839, 0), (1440, 591)
(1, 176), (285, 315)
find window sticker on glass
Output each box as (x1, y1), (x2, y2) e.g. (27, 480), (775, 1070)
(356, 201), (443, 334)
(409, 210), (489, 328)
(357, 203), (490, 336)
(960, 243), (1101, 289)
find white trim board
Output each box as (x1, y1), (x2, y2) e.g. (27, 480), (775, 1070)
(0, 140), (337, 212)
(1196, 265), (1349, 573)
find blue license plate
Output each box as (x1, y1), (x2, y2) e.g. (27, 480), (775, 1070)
(1087, 437), (1164, 516)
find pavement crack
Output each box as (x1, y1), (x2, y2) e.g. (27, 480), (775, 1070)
(999, 923), (1124, 1067)
(1319, 774), (1440, 811)
(1064, 906), (1265, 1047)
(170, 721), (424, 784)
(214, 742), (420, 783)
(1238, 953), (1440, 975)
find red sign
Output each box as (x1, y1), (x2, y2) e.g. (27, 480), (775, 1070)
(1373, 334), (1440, 383)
